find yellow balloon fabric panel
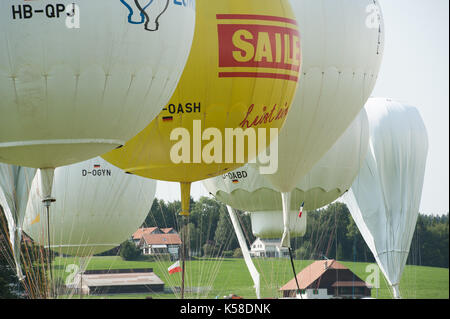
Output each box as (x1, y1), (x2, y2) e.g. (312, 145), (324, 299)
(103, 0), (300, 183)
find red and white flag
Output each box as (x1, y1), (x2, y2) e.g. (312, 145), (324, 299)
(298, 202), (305, 218)
(168, 260), (182, 275)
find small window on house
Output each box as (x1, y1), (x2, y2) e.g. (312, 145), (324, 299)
(313, 289), (319, 295)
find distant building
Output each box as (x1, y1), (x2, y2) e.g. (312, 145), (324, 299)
(132, 227), (181, 259)
(250, 238), (290, 258)
(67, 268), (164, 295)
(132, 227), (159, 246)
(280, 259), (372, 299)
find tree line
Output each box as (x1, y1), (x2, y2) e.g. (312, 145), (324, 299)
(143, 197), (449, 268)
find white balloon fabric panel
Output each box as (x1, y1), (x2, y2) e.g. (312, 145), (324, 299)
(0, 165), (36, 279)
(295, 108), (369, 205)
(344, 98), (428, 292)
(250, 210), (307, 239)
(0, 165), (36, 227)
(203, 108), (369, 212)
(263, 0), (384, 192)
(23, 157), (157, 257)
(0, 0), (195, 168)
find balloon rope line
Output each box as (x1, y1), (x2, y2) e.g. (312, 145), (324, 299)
(317, 221), (336, 291)
(288, 247), (302, 298)
(21, 241), (37, 298)
(37, 242), (48, 298)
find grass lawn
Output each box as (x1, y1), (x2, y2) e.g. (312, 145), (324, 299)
(51, 256), (449, 299)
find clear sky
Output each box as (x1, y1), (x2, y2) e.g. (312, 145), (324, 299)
(155, 0), (449, 216)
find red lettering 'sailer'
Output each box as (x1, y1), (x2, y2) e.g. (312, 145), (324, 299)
(217, 14), (301, 82)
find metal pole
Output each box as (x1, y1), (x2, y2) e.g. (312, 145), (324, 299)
(43, 197), (55, 298)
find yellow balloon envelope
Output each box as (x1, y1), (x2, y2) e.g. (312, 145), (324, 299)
(103, 0), (301, 215)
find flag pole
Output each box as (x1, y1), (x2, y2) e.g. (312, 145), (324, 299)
(179, 182), (191, 300)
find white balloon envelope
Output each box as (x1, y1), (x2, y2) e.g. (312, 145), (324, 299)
(343, 98), (429, 299)
(262, 0), (384, 191)
(255, 0), (384, 246)
(204, 109), (370, 239)
(23, 157), (156, 257)
(0, 0), (196, 169)
(0, 165), (36, 280)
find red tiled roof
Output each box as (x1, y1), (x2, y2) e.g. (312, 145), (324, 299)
(141, 233), (182, 245)
(161, 228), (176, 234)
(280, 260), (348, 291)
(132, 227), (159, 240)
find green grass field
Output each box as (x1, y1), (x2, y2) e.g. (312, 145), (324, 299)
(51, 256), (449, 299)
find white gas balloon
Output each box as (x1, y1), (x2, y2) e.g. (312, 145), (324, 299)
(343, 98), (429, 299)
(0, 165), (36, 280)
(257, 0), (384, 246)
(23, 157), (156, 257)
(204, 108), (370, 239)
(0, 0), (195, 169)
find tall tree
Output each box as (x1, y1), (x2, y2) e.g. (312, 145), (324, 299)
(214, 205), (238, 254)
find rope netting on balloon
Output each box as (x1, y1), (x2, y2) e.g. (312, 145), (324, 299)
(141, 196), (238, 299)
(200, 186), (345, 299)
(0, 205), (48, 299)
(204, 190), (422, 300)
(44, 165), (157, 299)
(0, 165), (423, 300)
(0, 162), (158, 299)
(0, 186), (423, 299)
(9, 173), (236, 300)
